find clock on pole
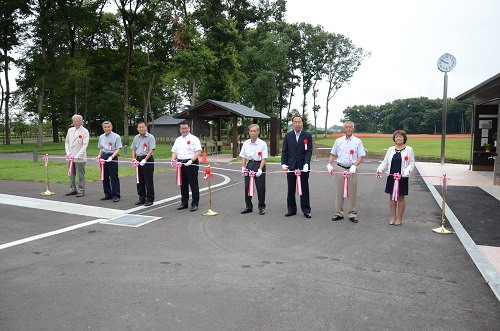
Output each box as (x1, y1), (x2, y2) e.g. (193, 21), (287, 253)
(437, 53), (456, 166)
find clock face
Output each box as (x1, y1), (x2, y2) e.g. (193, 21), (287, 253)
(437, 53), (456, 72)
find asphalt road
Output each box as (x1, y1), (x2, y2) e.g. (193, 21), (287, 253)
(1, 160), (499, 330)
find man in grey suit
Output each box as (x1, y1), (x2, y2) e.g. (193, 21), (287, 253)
(65, 114), (89, 197)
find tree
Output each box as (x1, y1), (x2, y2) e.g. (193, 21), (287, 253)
(323, 33), (368, 137)
(0, 0), (30, 144)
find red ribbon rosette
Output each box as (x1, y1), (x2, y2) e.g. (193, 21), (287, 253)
(294, 169), (302, 196)
(43, 155), (49, 167)
(187, 141), (191, 149)
(349, 149), (354, 161)
(78, 134), (82, 144)
(108, 141), (113, 150)
(404, 155), (409, 168)
(143, 142), (147, 153)
(258, 151), (262, 161)
(343, 171), (349, 198)
(304, 139), (308, 150)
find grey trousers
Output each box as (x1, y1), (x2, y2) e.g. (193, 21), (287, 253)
(335, 172), (358, 218)
(69, 162), (86, 193)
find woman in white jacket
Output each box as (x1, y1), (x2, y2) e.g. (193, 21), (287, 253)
(376, 130), (415, 225)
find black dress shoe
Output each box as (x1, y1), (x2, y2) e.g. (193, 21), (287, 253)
(241, 208), (252, 214)
(285, 212), (296, 217)
(190, 205), (198, 212)
(135, 200), (145, 205)
(101, 196), (113, 200)
(349, 217), (358, 223)
(259, 209), (266, 215)
(332, 215), (344, 221)
(65, 191), (77, 196)
(304, 213), (311, 218)
(144, 201), (153, 206)
(177, 204), (188, 210)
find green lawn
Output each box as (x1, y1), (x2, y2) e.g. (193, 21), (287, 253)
(315, 137), (471, 163)
(1, 136), (471, 182)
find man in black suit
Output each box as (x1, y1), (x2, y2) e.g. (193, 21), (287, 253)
(281, 115), (313, 218)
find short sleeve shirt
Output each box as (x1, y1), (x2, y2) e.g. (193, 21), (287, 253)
(331, 135), (366, 166)
(171, 133), (202, 159)
(131, 132), (156, 156)
(98, 131), (123, 153)
(239, 138), (268, 161)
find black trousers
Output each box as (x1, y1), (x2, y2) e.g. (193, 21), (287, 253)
(244, 160), (266, 210)
(101, 153), (120, 198)
(180, 159), (199, 207)
(286, 170), (310, 214)
(137, 156), (154, 202)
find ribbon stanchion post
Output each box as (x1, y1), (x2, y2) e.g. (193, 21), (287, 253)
(40, 154), (55, 196)
(432, 173), (454, 234)
(202, 165), (218, 216)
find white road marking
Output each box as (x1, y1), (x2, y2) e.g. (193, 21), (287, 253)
(0, 219), (106, 250)
(0, 172), (232, 250)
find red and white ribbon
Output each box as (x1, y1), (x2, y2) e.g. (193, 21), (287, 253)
(247, 170), (256, 196)
(349, 149), (354, 161)
(170, 159), (175, 168)
(258, 151), (262, 161)
(204, 167), (214, 181)
(439, 176), (450, 194)
(43, 155), (49, 167)
(99, 158), (105, 180)
(66, 155), (75, 176)
(132, 159), (140, 183)
(391, 173), (401, 201)
(295, 169), (302, 196)
(187, 141), (191, 150)
(143, 143), (147, 153)
(304, 139), (308, 151)
(343, 171), (349, 198)
(404, 155), (408, 168)
(78, 135), (82, 144)
(108, 141), (113, 151)
(376, 171), (381, 179)
(176, 162), (183, 185)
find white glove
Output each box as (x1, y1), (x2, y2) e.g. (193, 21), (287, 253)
(185, 159), (193, 166)
(376, 167), (382, 173)
(402, 169), (411, 177)
(282, 164), (288, 170)
(170, 159), (175, 168)
(106, 156), (113, 162)
(139, 159), (146, 166)
(303, 164), (309, 172)
(241, 166), (246, 176)
(327, 164), (334, 173)
(256, 169), (262, 177)
(349, 165), (357, 174)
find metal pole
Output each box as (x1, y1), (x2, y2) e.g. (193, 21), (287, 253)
(468, 102), (475, 170)
(440, 72), (448, 164)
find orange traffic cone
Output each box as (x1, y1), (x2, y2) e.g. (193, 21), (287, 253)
(201, 148), (207, 164)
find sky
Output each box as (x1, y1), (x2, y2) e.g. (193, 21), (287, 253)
(284, 0), (500, 127)
(3, 0), (500, 128)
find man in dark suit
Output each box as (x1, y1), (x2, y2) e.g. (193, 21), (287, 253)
(281, 115), (313, 218)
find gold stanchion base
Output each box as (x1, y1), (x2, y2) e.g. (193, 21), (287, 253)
(202, 209), (218, 216)
(41, 190), (55, 196)
(432, 225), (454, 234)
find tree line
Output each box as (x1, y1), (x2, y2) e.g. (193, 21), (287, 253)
(342, 97), (473, 134)
(0, 0), (369, 146)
